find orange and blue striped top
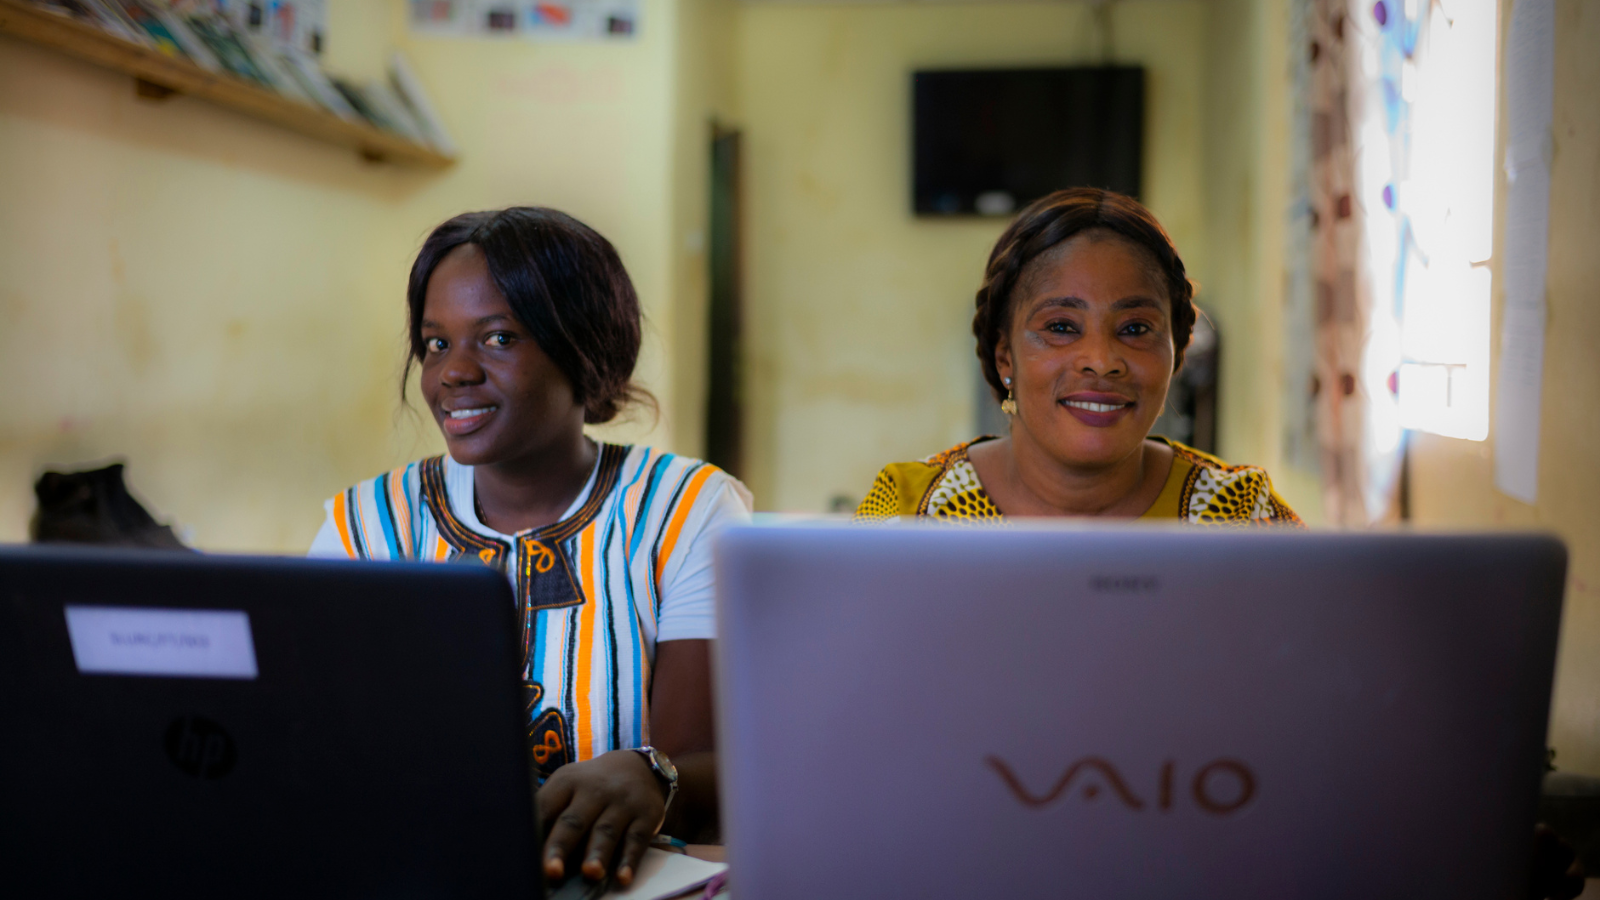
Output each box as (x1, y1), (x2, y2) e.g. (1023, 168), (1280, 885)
(309, 443), (751, 780)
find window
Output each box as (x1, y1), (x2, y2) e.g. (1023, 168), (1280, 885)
(1364, 0), (1498, 441)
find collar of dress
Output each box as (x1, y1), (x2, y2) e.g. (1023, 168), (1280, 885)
(418, 443), (627, 614)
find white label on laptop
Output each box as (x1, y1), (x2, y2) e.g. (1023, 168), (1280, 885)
(64, 606), (259, 679)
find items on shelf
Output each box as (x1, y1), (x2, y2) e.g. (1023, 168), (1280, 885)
(214, 0), (325, 56)
(24, 0), (455, 157)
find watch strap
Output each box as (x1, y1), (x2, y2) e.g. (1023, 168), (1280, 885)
(631, 746), (678, 819)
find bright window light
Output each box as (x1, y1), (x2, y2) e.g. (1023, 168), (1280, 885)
(1393, 0), (1498, 440)
(1397, 263), (1491, 439)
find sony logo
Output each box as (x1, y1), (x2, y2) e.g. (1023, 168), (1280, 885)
(1089, 575), (1160, 592)
(987, 755), (1256, 815)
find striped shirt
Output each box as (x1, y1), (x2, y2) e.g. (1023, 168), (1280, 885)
(309, 443), (751, 779)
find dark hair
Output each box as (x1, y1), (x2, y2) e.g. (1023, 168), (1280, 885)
(404, 207), (650, 424)
(972, 188), (1197, 401)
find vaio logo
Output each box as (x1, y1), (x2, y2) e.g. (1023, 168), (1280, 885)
(986, 756), (1255, 815)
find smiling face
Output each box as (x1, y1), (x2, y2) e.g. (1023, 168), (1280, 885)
(995, 231), (1176, 470)
(418, 244), (585, 467)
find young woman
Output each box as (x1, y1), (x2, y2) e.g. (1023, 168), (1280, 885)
(310, 207), (749, 887)
(855, 187), (1301, 525)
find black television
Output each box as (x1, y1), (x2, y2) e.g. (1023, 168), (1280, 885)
(912, 66), (1145, 217)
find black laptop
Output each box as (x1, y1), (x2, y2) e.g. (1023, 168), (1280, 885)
(0, 546), (545, 898)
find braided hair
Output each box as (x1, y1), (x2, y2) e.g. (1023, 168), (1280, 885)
(972, 187), (1196, 401)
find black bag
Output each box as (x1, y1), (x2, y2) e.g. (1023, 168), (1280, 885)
(31, 463), (192, 552)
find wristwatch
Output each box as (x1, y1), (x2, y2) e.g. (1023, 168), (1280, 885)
(631, 745), (679, 822)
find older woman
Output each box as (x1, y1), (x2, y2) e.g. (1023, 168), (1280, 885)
(856, 188), (1301, 525)
(852, 188), (1589, 900)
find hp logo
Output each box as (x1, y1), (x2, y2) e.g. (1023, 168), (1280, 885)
(164, 716), (237, 779)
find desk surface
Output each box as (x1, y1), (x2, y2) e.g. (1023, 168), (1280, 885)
(678, 847), (1598, 900)
(684, 846), (725, 864)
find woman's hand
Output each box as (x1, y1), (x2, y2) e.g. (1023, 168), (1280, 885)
(536, 639), (718, 886)
(537, 749), (665, 887)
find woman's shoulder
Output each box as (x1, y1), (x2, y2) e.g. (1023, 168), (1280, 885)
(313, 456), (444, 559)
(604, 446), (752, 590)
(854, 437), (997, 521)
(615, 443), (749, 496)
(325, 456), (441, 505)
(604, 445), (754, 531)
(1154, 438), (1304, 526)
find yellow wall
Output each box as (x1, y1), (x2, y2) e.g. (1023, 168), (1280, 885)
(1409, 0), (1600, 775)
(733, 0), (1212, 512)
(1199, 0), (1323, 523)
(0, 0), (694, 552)
(0, 32), (423, 553)
(668, 0), (739, 462)
(369, 0), (689, 449)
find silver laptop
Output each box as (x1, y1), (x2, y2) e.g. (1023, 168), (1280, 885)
(714, 525), (1566, 898)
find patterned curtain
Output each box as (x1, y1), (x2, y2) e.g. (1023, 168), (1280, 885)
(1306, 0), (1407, 526)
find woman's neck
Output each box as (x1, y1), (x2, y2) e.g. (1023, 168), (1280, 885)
(968, 429), (1173, 518)
(470, 432), (598, 535)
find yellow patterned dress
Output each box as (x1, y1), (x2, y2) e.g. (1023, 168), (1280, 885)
(854, 436), (1303, 526)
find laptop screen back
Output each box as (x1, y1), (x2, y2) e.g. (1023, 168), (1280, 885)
(0, 547), (542, 899)
(715, 526), (1565, 899)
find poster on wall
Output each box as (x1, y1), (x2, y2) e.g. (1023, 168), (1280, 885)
(408, 0), (639, 41)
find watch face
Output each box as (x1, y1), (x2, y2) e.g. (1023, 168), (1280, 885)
(650, 747), (678, 783)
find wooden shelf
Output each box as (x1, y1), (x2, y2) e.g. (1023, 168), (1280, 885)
(0, 0), (455, 169)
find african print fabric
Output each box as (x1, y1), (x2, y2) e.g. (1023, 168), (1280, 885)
(854, 436), (1303, 526)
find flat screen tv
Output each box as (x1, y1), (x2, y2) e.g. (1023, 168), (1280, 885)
(913, 66), (1144, 217)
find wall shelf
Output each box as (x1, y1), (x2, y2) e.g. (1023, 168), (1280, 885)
(0, 0), (455, 169)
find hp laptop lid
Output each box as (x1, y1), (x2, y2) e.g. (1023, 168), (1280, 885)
(715, 527), (1566, 899)
(0, 547), (542, 899)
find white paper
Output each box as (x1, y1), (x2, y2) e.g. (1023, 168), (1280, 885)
(64, 606), (259, 679)
(409, 0), (640, 41)
(603, 849), (726, 900)
(1493, 0), (1555, 504)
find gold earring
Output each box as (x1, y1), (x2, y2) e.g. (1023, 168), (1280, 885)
(1000, 390), (1017, 416)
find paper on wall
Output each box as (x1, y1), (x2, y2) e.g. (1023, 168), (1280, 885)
(408, 0), (640, 41)
(1493, 0), (1555, 505)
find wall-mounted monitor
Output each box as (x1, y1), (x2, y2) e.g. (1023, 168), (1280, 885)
(913, 66), (1145, 217)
